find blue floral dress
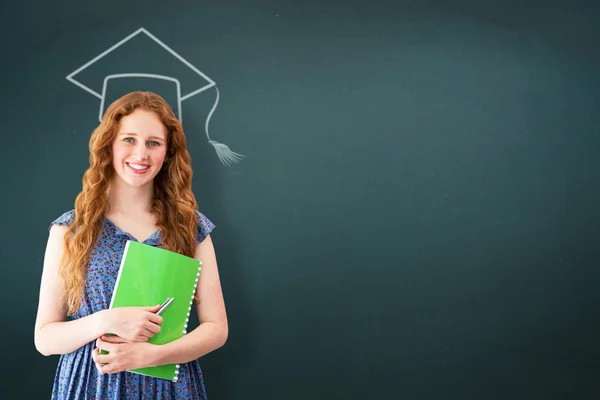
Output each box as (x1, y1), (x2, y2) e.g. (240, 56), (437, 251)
(49, 209), (215, 400)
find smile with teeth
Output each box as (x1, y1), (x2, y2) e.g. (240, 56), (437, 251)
(127, 162), (150, 171)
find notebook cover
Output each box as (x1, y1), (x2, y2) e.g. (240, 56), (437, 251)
(103, 240), (201, 381)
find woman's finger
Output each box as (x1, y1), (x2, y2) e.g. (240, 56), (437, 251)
(101, 335), (130, 344)
(134, 330), (155, 342)
(98, 361), (125, 375)
(146, 321), (162, 333)
(95, 338), (116, 355)
(92, 347), (110, 365)
(96, 361), (111, 374)
(144, 328), (156, 338)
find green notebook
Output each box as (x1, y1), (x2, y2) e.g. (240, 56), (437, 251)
(104, 240), (202, 381)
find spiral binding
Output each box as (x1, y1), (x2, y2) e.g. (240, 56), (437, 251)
(173, 261), (202, 382)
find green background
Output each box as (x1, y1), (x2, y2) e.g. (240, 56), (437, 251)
(1, 0), (599, 399)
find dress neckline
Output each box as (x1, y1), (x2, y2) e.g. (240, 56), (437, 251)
(103, 216), (160, 244)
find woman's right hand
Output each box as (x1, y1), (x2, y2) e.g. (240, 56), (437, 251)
(100, 305), (163, 342)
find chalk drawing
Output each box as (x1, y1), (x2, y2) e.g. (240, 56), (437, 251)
(66, 27), (244, 166)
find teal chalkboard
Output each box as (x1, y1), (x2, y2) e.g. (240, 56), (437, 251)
(1, 0), (599, 399)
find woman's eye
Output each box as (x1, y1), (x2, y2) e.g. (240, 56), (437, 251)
(148, 141), (161, 147)
(123, 137), (134, 143)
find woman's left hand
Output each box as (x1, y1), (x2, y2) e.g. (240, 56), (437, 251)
(92, 335), (160, 374)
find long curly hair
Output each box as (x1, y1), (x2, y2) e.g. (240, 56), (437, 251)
(60, 91), (199, 316)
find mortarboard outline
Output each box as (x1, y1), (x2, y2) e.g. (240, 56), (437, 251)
(66, 27), (244, 167)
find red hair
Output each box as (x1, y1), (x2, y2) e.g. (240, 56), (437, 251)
(60, 92), (199, 315)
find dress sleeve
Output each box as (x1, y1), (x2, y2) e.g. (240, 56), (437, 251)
(195, 210), (215, 244)
(49, 209), (75, 230)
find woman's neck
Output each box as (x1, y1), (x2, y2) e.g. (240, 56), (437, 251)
(107, 177), (154, 216)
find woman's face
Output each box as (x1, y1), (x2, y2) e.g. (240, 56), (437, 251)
(111, 108), (168, 188)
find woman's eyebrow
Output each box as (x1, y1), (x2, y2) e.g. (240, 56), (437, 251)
(119, 132), (165, 141)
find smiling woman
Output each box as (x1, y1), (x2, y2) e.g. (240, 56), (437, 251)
(33, 92), (228, 400)
(112, 109), (168, 185)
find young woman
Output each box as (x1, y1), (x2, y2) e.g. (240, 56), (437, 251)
(34, 91), (228, 399)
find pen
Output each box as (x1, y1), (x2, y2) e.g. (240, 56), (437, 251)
(156, 297), (174, 315)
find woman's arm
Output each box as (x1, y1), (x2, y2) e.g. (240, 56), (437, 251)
(34, 224), (106, 356)
(34, 225), (163, 356)
(152, 234), (228, 364)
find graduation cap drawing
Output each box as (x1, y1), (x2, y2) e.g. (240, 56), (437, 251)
(66, 27), (244, 166)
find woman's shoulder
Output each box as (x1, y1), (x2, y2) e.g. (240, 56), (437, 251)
(49, 209), (76, 230)
(194, 210), (215, 244)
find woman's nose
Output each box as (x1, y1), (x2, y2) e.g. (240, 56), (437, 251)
(132, 144), (149, 159)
